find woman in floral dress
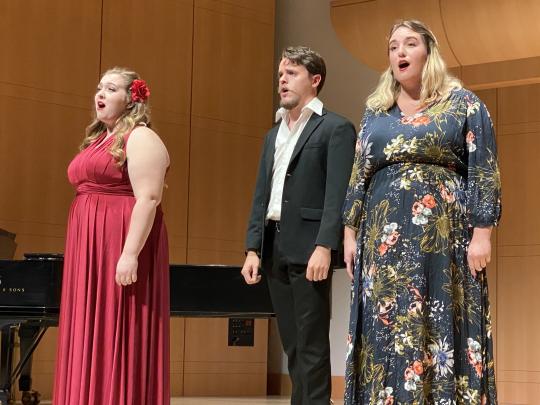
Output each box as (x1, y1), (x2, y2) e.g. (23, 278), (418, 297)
(342, 20), (501, 405)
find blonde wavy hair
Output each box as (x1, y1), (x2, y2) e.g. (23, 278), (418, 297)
(80, 67), (151, 166)
(366, 20), (461, 112)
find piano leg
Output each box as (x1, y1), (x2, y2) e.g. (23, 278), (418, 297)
(0, 324), (15, 405)
(19, 324), (41, 405)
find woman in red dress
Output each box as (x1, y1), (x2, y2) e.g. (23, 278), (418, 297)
(53, 67), (170, 405)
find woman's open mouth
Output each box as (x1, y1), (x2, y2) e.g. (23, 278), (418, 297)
(398, 61), (410, 71)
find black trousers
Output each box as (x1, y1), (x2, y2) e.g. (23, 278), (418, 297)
(263, 221), (332, 405)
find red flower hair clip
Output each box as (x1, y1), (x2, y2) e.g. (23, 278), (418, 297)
(131, 79), (150, 103)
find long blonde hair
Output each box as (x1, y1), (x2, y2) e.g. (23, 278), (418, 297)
(80, 67), (151, 166)
(366, 20), (461, 112)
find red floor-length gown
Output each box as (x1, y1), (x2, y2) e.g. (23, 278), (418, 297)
(53, 132), (170, 405)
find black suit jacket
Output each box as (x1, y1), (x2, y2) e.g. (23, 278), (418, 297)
(245, 108), (356, 265)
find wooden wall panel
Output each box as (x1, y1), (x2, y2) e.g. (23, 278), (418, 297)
(154, 120), (190, 264)
(183, 318), (268, 396)
(101, 0), (194, 115)
(0, 94), (92, 255)
(497, 255), (540, 404)
(330, 0), (459, 71)
(188, 0), (275, 265)
(188, 119), (264, 265)
(101, 0), (194, 264)
(0, 0), (101, 257)
(183, 1), (275, 397)
(441, 0), (540, 66)
(498, 84), (540, 135)
(0, 1), (102, 94)
(191, 0), (275, 126)
(330, 1), (540, 90)
(497, 86), (540, 248)
(182, 1), (275, 397)
(331, 0), (540, 71)
(497, 129), (540, 246)
(461, 56), (540, 91)
(494, 83), (540, 404)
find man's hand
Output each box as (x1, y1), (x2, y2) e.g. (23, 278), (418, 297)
(241, 251), (262, 284)
(343, 226), (357, 280)
(468, 227), (492, 278)
(306, 245), (331, 281)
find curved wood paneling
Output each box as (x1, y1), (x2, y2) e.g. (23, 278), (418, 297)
(330, 0), (458, 71)
(330, 0), (540, 87)
(441, 0), (540, 66)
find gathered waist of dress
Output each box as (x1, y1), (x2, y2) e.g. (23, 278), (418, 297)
(76, 183), (134, 197)
(378, 161), (465, 177)
(369, 162), (467, 189)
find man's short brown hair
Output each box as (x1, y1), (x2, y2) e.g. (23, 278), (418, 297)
(281, 46), (326, 94)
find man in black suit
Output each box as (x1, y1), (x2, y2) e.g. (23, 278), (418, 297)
(241, 46), (356, 405)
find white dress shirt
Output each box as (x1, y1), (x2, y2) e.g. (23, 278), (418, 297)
(266, 97), (324, 221)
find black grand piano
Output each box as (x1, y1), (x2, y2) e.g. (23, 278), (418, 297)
(0, 255), (274, 404)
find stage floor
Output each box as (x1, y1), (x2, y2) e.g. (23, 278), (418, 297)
(172, 398), (344, 404)
(39, 398), (345, 404)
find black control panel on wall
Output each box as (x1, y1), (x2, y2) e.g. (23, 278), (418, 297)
(228, 318), (254, 346)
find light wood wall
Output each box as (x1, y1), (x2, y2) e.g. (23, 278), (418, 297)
(493, 83), (540, 404)
(188, 0), (275, 265)
(459, 84), (540, 404)
(330, 0), (540, 72)
(185, 0), (275, 395)
(0, 0), (275, 399)
(0, 0), (102, 257)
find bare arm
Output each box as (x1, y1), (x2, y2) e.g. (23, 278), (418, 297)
(115, 126), (169, 286)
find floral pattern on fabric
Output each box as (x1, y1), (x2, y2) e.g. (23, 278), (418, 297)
(343, 88), (501, 405)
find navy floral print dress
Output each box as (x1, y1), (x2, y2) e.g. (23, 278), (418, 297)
(343, 88), (501, 405)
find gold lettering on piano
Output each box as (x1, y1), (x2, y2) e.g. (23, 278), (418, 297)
(0, 287), (25, 293)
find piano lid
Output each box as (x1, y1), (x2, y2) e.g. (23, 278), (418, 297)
(0, 259), (274, 319)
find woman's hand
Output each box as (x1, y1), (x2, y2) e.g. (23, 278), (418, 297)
(344, 226), (357, 280)
(116, 253), (138, 286)
(467, 227), (492, 278)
